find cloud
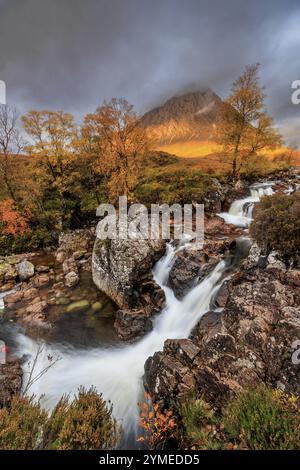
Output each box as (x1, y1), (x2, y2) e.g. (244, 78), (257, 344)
(0, 0), (299, 145)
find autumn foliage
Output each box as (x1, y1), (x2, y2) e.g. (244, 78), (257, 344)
(137, 393), (176, 449)
(0, 199), (30, 236)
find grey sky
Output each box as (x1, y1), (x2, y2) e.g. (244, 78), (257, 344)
(0, 0), (299, 145)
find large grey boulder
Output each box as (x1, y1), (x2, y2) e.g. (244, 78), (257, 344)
(92, 235), (165, 309)
(16, 260), (35, 281)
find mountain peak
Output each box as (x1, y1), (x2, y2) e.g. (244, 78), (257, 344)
(141, 89), (222, 145)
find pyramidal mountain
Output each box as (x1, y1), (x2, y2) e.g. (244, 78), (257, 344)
(140, 89), (222, 145)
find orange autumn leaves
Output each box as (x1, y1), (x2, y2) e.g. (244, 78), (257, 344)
(137, 393), (176, 449)
(0, 199), (30, 236)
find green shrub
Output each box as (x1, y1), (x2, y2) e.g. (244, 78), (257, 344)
(0, 226), (56, 256)
(134, 166), (217, 206)
(250, 191), (300, 262)
(43, 387), (118, 450)
(180, 395), (222, 450)
(0, 396), (47, 450)
(224, 386), (300, 450)
(0, 388), (118, 450)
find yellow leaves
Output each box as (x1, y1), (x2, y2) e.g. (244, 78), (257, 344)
(81, 98), (149, 202)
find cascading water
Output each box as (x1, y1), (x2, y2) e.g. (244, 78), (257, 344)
(218, 182), (274, 228)
(2, 181), (273, 447)
(13, 240), (229, 446)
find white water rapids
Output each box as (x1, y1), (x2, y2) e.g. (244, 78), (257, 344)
(13, 241), (227, 441)
(2, 181), (274, 445)
(218, 182), (274, 228)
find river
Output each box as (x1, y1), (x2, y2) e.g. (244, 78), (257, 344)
(0, 181), (274, 447)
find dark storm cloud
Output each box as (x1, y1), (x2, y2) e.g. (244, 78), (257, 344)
(0, 0), (299, 144)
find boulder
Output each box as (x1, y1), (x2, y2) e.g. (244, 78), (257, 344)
(33, 274), (50, 287)
(92, 229), (165, 309)
(168, 249), (213, 299)
(114, 309), (153, 341)
(16, 260), (35, 281)
(91, 301), (104, 312)
(214, 281), (230, 308)
(64, 271), (80, 288)
(66, 300), (90, 313)
(202, 179), (229, 213)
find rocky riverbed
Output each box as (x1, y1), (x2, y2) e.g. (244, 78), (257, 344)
(0, 169), (299, 431)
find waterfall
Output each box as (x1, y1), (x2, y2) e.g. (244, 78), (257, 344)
(14, 240), (228, 444)
(217, 182), (274, 227)
(5, 183), (273, 446)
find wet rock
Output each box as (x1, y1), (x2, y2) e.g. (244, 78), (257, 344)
(73, 250), (87, 260)
(25, 299), (48, 317)
(23, 287), (39, 300)
(3, 265), (18, 282)
(234, 179), (246, 191)
(285, 270), (300, 287)
(64, 271), (79, 288)
(56, 251), (66, 264)
(66, 300), (90, 313)
(36, 265), (50, 273)
(4, 291), (24, 307)
(204, 215), (243, 237)
(16, 260), (35, 281)
(0, 282), (15, 293)
(164, 339), (200, 366)
(62, 257), (78, 275)
(138, 276), (166, 313)
(114, 309), (153, 341)
(203, 179), (229, 213)
(0, 360), (23, 407)
(33, 274), (50, 287)
(144, 257), (300, 411)
(91, 301), (104, 312)
(202, 238), (232, 257)
(266, 252), (286, 270)
(92, 220), (165, 309)
(214, 281), (230, 308)
(190, 310), (223, 344)
(168, 249), (212, 299)
(144, 350), (191, 402)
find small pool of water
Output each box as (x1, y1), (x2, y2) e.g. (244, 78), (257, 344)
(0, 251), (120, 356)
